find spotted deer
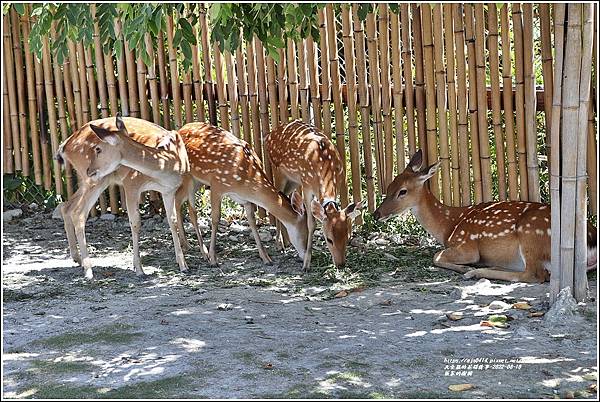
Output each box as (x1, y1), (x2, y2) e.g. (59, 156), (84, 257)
(57, 115), (201, 279)
(266, 120), (364, 271)
(373, 150), (597, 283)
(175, 122), (308, 266)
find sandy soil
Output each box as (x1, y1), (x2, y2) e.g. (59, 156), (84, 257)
(2, 209), (597, 399)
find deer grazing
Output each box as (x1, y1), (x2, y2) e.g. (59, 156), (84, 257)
(57, 115), (201, 279)
(266, 120), (364, 271)
(175, 122), (308, 266)
(373, 150), (597, 283)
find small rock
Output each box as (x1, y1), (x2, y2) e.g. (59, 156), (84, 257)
(350, 236), (364, 247)
(230, 223), (249, 234)
(219, 219), (229, 227)
(245, 316), (254, 324)
(368, 232), (379, 240)
(375, 238), (390, 246)
(488, 300), (512, 311)
(3, 208), (23, 222)
(100, 213), (116, 221)
(544, 287), (580, 325)
(217, 303), (233, 311)
(29, 202), (38, 209)
(259, 231), (273, 242)
(52, 205), (64, 220)
(384, 252), (399, 261)
(229, 235), (239, 242)
(389, 234), (404, 244)
(72, 317), (81, 323)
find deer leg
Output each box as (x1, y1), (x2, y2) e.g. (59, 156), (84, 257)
(124, 186), (145, 276)
(61, 191), (82, 265)
(302, 193), (316, 272)
(463, 267), (539, 283)
(433, 245), (480, 275)
(175, 186), (191, 253)
(245, 203), (273, 265)
(162, 192), (188, 272)
(272, 169), (291, 251)
(208, 190), (223, 266)
(186, 183), (209, 260)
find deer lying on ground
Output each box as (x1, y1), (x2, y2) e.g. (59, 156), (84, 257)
(266, 120), (364, 271)
(175, 122), (308, 266)
(373, 150), (597, 283)
(57, 115), (202, 279)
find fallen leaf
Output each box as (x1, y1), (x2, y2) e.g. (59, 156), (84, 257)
(159, 319), (169, 325)
(334, 290), (349, 298)
(588, 383), (597, 393)
(379, 299), (393, 306)
(480, 314), (509, 328)
(351, 287), (365, 293)
(448, 383), (474, 392)
(562, 390), (575, 399)
(446, 312), (464, 321)
(102, 271), (115, 277)
(512, 302), (532, 310)
(262, 363), (273, 370)
(528, 311), (545, 318)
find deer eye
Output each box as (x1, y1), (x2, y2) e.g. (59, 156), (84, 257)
(398, 188), (407, 198)
(95, 146), (102, 154)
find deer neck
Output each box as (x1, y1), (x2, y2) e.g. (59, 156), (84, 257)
(118, 137), (187, 182)
(250, 184), (301, 228)
(410, 188), (466, 245)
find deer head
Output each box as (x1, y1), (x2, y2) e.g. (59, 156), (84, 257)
(373, 150), (440, 221)
(311, 199), (364, 266)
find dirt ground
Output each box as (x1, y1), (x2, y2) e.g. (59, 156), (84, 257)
(2, 207), (598, 399)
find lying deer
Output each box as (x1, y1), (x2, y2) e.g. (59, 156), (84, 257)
(374, 150), (597, 283)
(176, 122), (308, 266)
(57, 115), (201, 279)
(266, 120), (364, 271)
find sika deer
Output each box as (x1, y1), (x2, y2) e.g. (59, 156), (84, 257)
(57, 115), (202, 279)
(266, 120), (364, 271)
(373, 150), (597, 283)
(176, 122), (308, 266)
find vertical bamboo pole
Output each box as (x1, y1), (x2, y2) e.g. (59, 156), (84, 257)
(550, 4), (566, 305)
(114, 20), (129, 117)
(488, 4), (507, 201)
(93, 5), (109, 120)
(501, 5), (519, 201)
(266, 53), (279, 132)
(306, 36), (322, 129)
(255, 38), (273, 182)
(34, 48), (51, 190)
(3, 64), (14, 174)
(76, 42), (91, 124)
(512, 4), (529, 200)
(287, 39), (299, 121)
(225, 49), (240, 137)
(454, 4), (472, 205)
(411, 4), (427, 159)
(246, 39), (262, 157)
(378, 4), (394, 189)
(297, 39), (310, 123)
(587, 6), (597, 217)
(124, 43), (139, 118)
(474, 4), (492, 202)
(192, 27), (206, 122)
(319, 8), (332, 138)
(444, 4), (461, 206)
(326, 4), (349, 205)
(3, 13), (22, 171)
(85, 48), (99, 121)
(523, 4), (541, 202)
(21, 8), (42, 184)
(102, 34), (120, 214)
(390, 8), (406, 172)
(145, 33), (161, 124)
(464, 4), (483, 203)
(342, 5), (363, 217)
(182, 66), (194, 124)
(421, 5), (439, 199)
(574, 3), (593, 301)
(42, 35), (62, 195)
(167, 15), (182, 128)
(354, 7), (376, 210)
(213, 43), (229, 131)
(11, 9), (29, 176)
(199, 5), (217, 125)
(400, 4), (416, 157)
(137, 54), (151, 121)
(61, 47), (77, 130)
(540, 4), (554, 173)
(157, 33), (170, 129)
(432, 4), (451, 204)
(277, 48), (288, 124)
(237, 46), (252, 144)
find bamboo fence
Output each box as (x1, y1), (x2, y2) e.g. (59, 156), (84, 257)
(1, 3), (597, 225)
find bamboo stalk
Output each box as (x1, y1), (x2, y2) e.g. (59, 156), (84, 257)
(277, 48), (288, 124)
(342, 5), (363, 217)
(488, 4), (507, 201)
(21, 7), (42, 184)
(34, 47), (51, 190)
(157, 33), (170, 129)
(444, 4), (460, 206)
(421, 5), (439, 199)
(144, 33), (161, 124)
(319, 8), (332, 138)
(539, 4), (554, 173)
(11, 8), (29, 176)
(237, 46), (252, 144)
(500, 5), (519, 201)
(522, 4), (540, 202)
(512, 4), (529, 200)
(353, 7), (376, 211)
(124, 42), (139, 118)
(191, 25), (205, 122)
(42, 35), (62, 195)
(587, 6), (597, 217)
(137, 54), (151, 121)
(225, 49), (240, 137)
(549, 4), (566, 304)
(182, 67), (193, 123)
(3, 13), (21, 171)
(166, 15), (182, 128)
(85, 47), (99, 121)
(432, 4), (451, 204)
(287, 39), (299, 121)
(400, 4), (416, 157)
(255, 38), (273, 182)
(76, 42), (91, 124)
(574, 3), (593, 301)
(378, 4), (393, 189)
(297, 39), (310, 123)
(266, 52), (279, 133)
(326, 4), (348, 205)
(411, 4), (427, 160)
(474, 4), (492, 202)
(464, 4), (483, 203)
(3, 63), (14, 174)
(199, 5), (216, 125)
(213, 43), (229, 130)
(390, 8), (406, 172)
(92, 5), (109, 120)
(453, 4), (471, 205)
(114, 19), (129, 117)
(306, 36), (322, 129)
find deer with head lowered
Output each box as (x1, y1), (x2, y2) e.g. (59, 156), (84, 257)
(266, 120), (364, 271)
(175, 122), (308, 266)
(57, 115), (202, 279)
(373, 150), (597, 283)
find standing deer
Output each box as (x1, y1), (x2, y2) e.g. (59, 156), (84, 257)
(266, 120), (364, 271)
(176, 122), (308, 266)
(373, 150), (597, 283)
(57, 115), (201, 279)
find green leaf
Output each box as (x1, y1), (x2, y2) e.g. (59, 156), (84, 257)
(13, 3), (25, 15)
(179, 17), (197, 45)
(209, 3), (222, 22)
(114, 38), (123, 59)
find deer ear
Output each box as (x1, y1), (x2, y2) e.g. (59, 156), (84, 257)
(407, 149), (424, 172)
(290, 191), (305, 216)
(311, 199), (326, 222)
(419, 162), (441, 182)
(90, 124), (121, 146)
(345, 200), (365, 220)
(115, 113), (127, 132)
